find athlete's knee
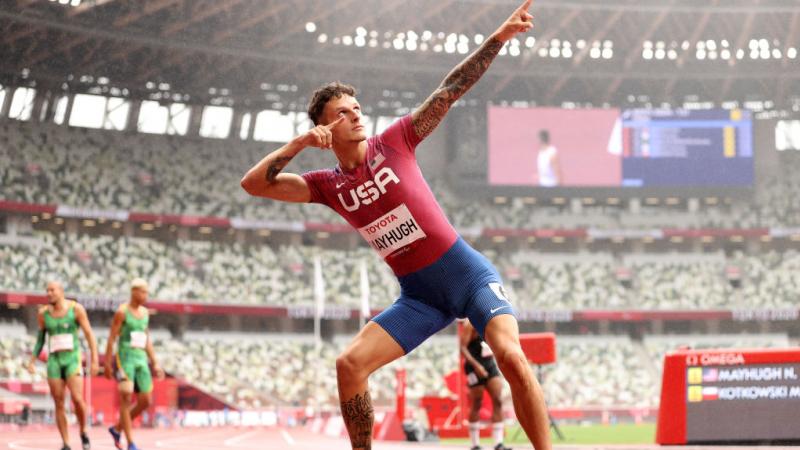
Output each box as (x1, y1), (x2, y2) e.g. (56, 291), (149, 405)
(52, 395), (66, 409)
(335, 350), (369, 381)
(137, 393), (151, 408)
(71, 395), (86, 410)
(496, 348), (531, 387)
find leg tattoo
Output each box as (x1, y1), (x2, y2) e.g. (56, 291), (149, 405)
(341, 391), (374, 449)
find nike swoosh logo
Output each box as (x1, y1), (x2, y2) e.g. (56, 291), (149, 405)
(335, 182), (345, 188)
(490, 306), (510, 314)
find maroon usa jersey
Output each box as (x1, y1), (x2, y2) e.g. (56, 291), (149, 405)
(302, 115), (459, 276)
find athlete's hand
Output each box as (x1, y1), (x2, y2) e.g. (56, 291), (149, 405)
(493, 0), (534, 43)
(297, 116), (345, 150)
(103, 360), (113, 379)
(153, 364), (165, 380)
(477, 366), (489, 379)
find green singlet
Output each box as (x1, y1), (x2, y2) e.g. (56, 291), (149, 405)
(44, 301), (82, 380)
(115, 303), (153, 393)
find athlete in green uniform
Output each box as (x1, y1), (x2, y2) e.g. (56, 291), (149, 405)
(104, 279), (163, 450)
(26, 281), (99, 450)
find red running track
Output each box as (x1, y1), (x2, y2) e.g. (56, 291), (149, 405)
(3, 427), (800, 450)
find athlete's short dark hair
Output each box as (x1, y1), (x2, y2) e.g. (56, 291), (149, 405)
(539, 129), (550, 144)
(307, 81), (357, 126)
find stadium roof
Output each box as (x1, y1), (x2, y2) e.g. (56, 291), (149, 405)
(1, 0), (799, 109)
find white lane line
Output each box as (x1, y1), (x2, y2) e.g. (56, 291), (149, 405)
(280, 428), (296, 446)
(222, 429), (260, 447)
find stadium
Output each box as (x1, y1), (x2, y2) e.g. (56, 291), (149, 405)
(1, 0), (800, 449)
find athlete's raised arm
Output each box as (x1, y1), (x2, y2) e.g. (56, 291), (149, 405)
(240, 116), (345, 202)
(411, 0), (534, 141)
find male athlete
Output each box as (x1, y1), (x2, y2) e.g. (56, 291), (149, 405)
(241, 1), (550, 449)
(104, 279), (164, 450)
(461, 319), (510, 450)
(536, 130), (561, 187)
(26, 281), (99, 450)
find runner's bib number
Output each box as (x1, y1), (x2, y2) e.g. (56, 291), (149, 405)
(130, 331), (148, 349)
(358, 204), (427, 258)
(49, 334), (74, 353)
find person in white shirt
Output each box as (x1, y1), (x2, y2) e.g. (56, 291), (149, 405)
(536, 130), (562, 187)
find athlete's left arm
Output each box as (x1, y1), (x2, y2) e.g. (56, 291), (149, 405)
(75, 304), (100, 376)
(411, 0), (534, 141)
(145, 330), (165, 380)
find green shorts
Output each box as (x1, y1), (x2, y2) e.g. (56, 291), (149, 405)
(46, 350), (82, 380)
(116, 355), (152, 393)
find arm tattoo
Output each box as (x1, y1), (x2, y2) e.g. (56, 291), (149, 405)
(265, 156), (293, 184)
(413, 36), (504, 140)
(341, 391), (374, 449)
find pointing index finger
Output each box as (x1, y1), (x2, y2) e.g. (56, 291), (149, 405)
(518, 0), (532, 12)
(325, 115), (346, 130)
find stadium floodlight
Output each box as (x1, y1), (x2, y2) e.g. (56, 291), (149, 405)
(720, 49), (730, 60)
(538, 47), (548, 57)
(602, 48), (613, 59)
(510, 46), (520, 57)
(475, 34), (485, 45)
(525, 36), (535, 48)
(356, 27), (367, 37)
(549, 47), (560, 58)
(562, 47), (573, 58)
(668, 49), (677, 60)
(317, 34), (328, 43)
(590, 47), (601, 58)
(355, 36), (366, 47)
(369, 39), (378, 48)
(789, 48), (798, 59)
(422, 30), (433, 41)
(773, 49), (782, 59)
(643, 49), (653, 60)
(696, 49), (706, 60)
(655, 49), (665, 60)
(305, 22), (316, 33)
(342, 35), (353, 46)
(406, 40), (417, 51)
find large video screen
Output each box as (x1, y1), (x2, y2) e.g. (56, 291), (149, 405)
(487, 106), (753, 188)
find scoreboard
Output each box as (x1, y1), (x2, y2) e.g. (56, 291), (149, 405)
(621, 109), (754, 187)
(657, 348), (800, 444)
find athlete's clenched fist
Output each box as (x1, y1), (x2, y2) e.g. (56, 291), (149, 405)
(298, 115), (345, 150)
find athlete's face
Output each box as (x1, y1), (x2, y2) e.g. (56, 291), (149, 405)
(320, 95), (367, 146)
(131, 286), (148, 305)
(46, 282), (63, 304)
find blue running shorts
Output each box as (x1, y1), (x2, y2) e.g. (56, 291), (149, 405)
(372, 237), (516, 354)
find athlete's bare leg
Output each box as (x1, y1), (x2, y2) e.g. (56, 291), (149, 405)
(117, 383), (135, 444)
(486, 376), (505, 423)
(65, 374), (88, 435)
(336, 322), (405, 450)
(48, 378), (70, 446)
(484, 315), (551, 450)
(468, 385), (486, 422)
(115, 392), (151, 432)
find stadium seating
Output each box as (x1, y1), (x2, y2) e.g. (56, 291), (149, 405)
(3, 229), (800, 309)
